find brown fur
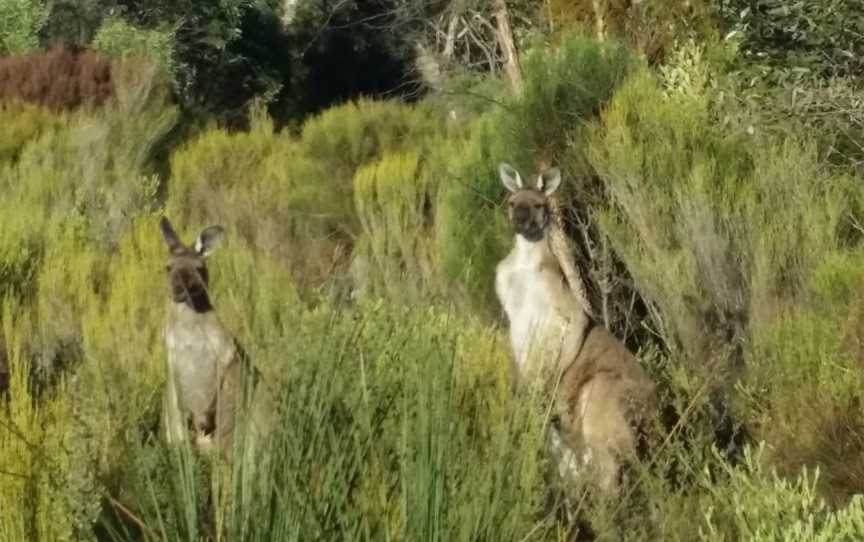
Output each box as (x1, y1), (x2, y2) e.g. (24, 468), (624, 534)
(496, 163), (655, 495)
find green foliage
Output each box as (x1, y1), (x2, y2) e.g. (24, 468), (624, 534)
(699, 446), (864, 541)
(0, 84), (175, 258)
(0, 0), (48, 54)
(91, 17), (176, 77)
(0, 301), (101, 541)
(354, 151), (434, 298)
(168, 100), (444, 291)
(545, 0), (715, 62)
(115, 300), (550, 541)
(0, 102), (63, 163)
(589, 61), (864, 504)
(589, 67), (860, 367)
(722, 0), (864, 80)
(716, 1), (864, 173)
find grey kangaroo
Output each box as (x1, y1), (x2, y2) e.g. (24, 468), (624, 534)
(160, 217), (258, 456)
(495, 163), (656, 495)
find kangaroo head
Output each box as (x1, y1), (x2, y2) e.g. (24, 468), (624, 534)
(159, 216), (224, 312)
(499, 162), (562, 242)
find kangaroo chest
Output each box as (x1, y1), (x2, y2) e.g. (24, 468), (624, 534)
(496, 237), (577, 375)
(165, 303), (236, 420)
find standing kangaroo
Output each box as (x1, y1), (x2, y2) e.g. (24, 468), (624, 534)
(495, 163), (655, 495)
(160, 217), (258, 456)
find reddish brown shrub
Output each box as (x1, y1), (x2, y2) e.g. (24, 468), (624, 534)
(0, 45), (114, 111)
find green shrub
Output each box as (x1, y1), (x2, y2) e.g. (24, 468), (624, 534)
(168, 100), (445, 291)
(0, 0), (48, 54)
(699, 446), (864, 541)
(91, 17), (177, 79)
(353, 150), (435, 298)
(0, 300), (101, 541)
(0, 63), (176, 292)
(0, 101), (64, 163)
(589, 68), (860, 368)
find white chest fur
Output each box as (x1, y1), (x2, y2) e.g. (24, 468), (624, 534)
(496, 236), (586, 378)
(164, 303), (236, 419)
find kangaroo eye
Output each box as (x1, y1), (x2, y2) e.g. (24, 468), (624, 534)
(508, 201), (515, 208)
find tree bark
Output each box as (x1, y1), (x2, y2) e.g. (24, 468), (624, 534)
(493, 0), (523, 94)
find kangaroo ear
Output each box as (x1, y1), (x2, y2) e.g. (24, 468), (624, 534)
(499, 162), (523, 193)
(537, 167), (562, 195)
(194, 226), (225, 257)
(160, 217), (184, 252)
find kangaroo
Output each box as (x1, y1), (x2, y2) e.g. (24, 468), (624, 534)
(160, 217), (258, 456)
(495, 163), (655, 496)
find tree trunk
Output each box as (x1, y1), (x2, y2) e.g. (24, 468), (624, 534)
(493, 0), (523, 94)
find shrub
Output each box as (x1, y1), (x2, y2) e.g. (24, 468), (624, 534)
(91, 17), (177, 79)
(699, 446), (864, 541)
(0, 58), (176, 258)
(0, 100), (64, 163)
(0, 45), (114, 111)
(546, 0), (714, 62)
(0, 300), (101, 541)
(113, 300), (551, 541)
(589, 68), (860, 370)
(353, 150), (435, 298)
(168, 100), (444, 291)
(0, 0), (48, 54)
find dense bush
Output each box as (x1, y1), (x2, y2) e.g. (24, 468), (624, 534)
(545, 0), (714, 62)
(0, 0), (48, 54)
(167, 100), (444, 291)
(91, 16), (176, 77)
(0, 45), (114, 111)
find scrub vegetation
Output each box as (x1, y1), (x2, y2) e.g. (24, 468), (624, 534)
(2, 0), (864, 540)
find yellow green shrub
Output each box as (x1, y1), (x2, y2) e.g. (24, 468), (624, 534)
(168, 101), (446, 291)
(0, 101), (64, 163)
(0, 302), (100, 542)
(590, 68), (859, 366)
(353, 150), (434, 298)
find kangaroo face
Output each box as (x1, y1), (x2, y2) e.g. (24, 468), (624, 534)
(507, 189), (550, 241)
(159, 217), (224, 312)
(499, 163), (562, 242)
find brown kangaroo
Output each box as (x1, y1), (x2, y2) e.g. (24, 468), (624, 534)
(159, 217), (258, 456)
(494, 163), (656, 495)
